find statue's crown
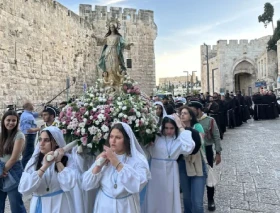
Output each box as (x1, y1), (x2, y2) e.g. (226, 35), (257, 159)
(106, 17), (121, 30)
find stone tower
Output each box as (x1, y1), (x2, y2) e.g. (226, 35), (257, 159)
(200, 36), (278, 95)
(79, 5), (158, 95)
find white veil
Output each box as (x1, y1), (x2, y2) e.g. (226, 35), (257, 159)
(119, 122), (151, 179)
(24, 126), (66, 172)
(154, 101), (167, 117)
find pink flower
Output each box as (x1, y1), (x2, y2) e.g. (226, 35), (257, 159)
(67, 107), (72, 112)
(80, 107), (86, 114)
(123, 85), (128, 91)
(61, 129), (67, 134)
(129, 108), (135, 113)
(87, 120), (92, 125)
(66, 111), (72, 118)
(81, 136), (88, 145)
(74, 131), (81, 136)
(127, 89), (131, 93)
(59, 112), (64, 119)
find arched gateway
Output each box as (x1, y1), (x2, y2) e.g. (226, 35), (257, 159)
(232, 59), (256, 95)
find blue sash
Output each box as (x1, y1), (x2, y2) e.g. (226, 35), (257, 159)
(151, 157), (176, 162)
(101, 188), (132, 199)
(33, 190), (64, 213)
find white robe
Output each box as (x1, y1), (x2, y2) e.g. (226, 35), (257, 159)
(18, 155), (77, 213)
(82, 154), (149, 213)
(142, 130), (195, 213)
(71, 147), (96, 213)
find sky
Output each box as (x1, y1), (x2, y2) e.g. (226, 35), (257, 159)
(58, 0), (280, 84)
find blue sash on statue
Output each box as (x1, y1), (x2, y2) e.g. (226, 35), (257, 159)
(33, 190), (64, 213)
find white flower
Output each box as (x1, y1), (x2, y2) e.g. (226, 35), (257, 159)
(62, 121), (66, 125)
(95, 120), (100, 125)
(110, 108), (114, 112)
(87, 143), (92, 149)
(90, 102), (94, 107)
(93, 108), (97, 112)
(81, 128), (86, 135)
(101, 110), (105, 114)
(136, 111), (141, 117)
(101, 125), (109, 133)
(124, 115), (128, 119)
(146, 129), (152, 134)
(83, 118), (87, 123)
(118, 113), (124, 118)
(97, 132), (102, 139)
(117, 102), (123, 106)
(103, 133), (109, 140)
(89, 115), (93, 120)
(118, 97), (121, 101)
(122, 106), (127, 110)
(84, 103), (89, 107)
(79, 122), (85, 128)
(90, 94), (94, 98)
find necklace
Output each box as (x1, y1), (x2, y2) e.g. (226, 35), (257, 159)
(165, 136), (175, 158)
(112, 155), (127, 189)
(44, 168), (52, 192)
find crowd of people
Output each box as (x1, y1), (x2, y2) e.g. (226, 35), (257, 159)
(0, 89), (279, 213)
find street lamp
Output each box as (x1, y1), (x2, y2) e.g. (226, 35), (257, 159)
(212, 68), (218, 94)
(203, 43), (210, 93)
(183, 71), (189, 95)
(191, 71), (197, 94)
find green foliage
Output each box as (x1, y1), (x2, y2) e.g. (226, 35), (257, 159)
(258, 2), (274, 28)
(267, 20), (280, 51)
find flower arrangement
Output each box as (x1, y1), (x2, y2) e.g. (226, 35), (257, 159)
(58, 75), (158, 154)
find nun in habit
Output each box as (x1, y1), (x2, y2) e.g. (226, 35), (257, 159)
(18, 126), (77, 213)
(82, 122), (150, 213)
(154, 101), (167, 128)
(142, 115), (195, 213)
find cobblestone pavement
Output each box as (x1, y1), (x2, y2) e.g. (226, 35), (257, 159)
(5, 118), (280, 213)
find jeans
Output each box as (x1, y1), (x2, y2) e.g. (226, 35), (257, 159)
(0, 187), (26, 213)
(205, 145), (215, 201)
(0, 161), (26, 213)
(21, 134), (36, 169)
(178, 157), (207, 213)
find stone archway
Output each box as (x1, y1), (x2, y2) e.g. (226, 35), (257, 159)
(232, 60), (256, 95)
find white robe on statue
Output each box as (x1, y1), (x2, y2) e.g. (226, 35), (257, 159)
(142, 130), (195, 213)
(18, 154), (77, 213)
(82, 154), (149, 213)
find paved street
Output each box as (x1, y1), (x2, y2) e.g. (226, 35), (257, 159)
(4, 118), (280, 212)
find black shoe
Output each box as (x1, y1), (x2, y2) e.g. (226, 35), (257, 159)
(208, 200), (216, 211)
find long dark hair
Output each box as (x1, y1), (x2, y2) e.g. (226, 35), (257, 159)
(106, 123), (131, 156)
(34, 130), (68, 172)
(0, 110), (20, 156)
(161, 117), (179, 139)
(179, 106), (199, 127)
(105, 25), (122, 37)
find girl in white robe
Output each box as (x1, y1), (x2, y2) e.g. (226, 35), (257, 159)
(142, 115), (195, 213)
(82, 122), (150, 213)
(18, 126), (77, 213)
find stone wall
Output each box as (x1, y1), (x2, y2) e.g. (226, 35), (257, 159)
(200, 36), (277, 94)
(79, 4), (157, 96)
(0, 1), (157, 109)
(0, 0), (96, 108)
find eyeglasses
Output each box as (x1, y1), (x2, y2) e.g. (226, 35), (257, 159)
(38, 138), (51, 143)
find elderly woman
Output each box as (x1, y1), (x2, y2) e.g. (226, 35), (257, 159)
(18, 126), (77, 213)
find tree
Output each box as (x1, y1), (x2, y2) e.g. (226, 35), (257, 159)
(267, 20), (280, 51)
(258, 2), (275, 33)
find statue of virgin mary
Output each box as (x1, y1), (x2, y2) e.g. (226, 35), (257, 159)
(91, 19), (133, 87)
